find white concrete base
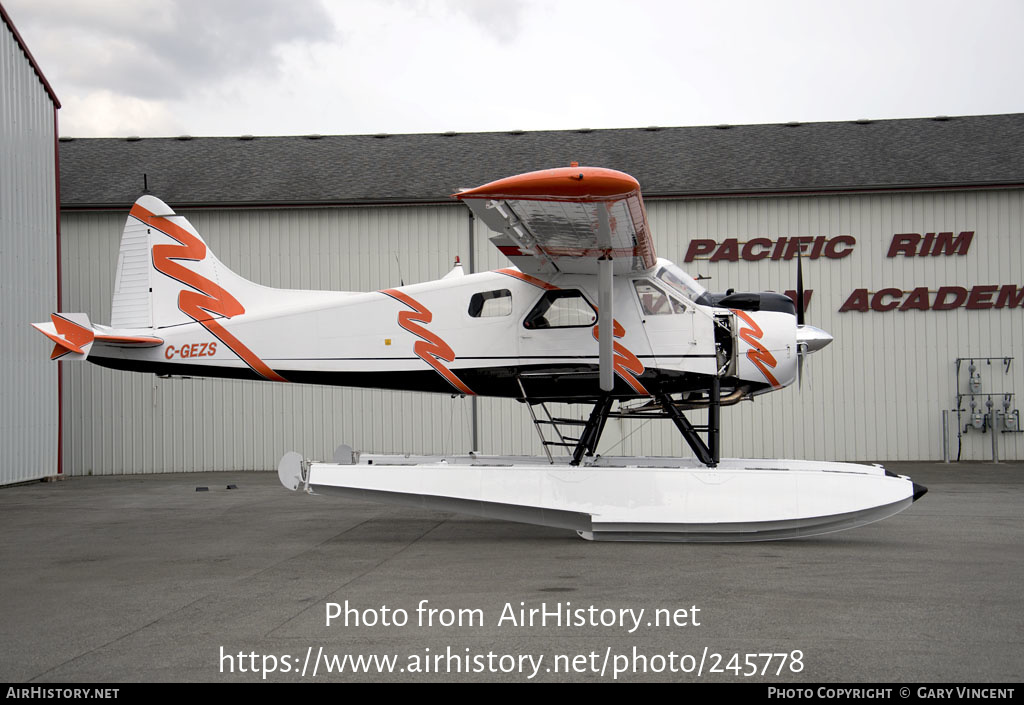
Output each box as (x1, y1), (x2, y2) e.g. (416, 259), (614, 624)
(278, 452), (926, 542)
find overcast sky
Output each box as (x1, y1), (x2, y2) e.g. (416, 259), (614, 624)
(6, 0), (1024, 138)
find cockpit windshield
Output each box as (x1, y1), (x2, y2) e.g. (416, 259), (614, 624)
(657, 262), (707, 303)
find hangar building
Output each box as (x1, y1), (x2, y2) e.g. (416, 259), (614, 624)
(53, 114), (1024, 475)
(1, 4), (60, 485)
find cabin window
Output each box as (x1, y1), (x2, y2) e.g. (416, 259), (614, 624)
(634, 280), (686, 315)
(468, 289), (512, 317)
(523, 290), (597, 329)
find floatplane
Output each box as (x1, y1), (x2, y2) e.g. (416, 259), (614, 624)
(34, 165), (925, 541)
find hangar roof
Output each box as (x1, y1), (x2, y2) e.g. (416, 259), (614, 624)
(59, 113), (1024, 209)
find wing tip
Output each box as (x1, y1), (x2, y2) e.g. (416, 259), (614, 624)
(454, 166), (640, 202)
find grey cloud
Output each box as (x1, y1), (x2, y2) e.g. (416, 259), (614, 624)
(449, 0), (529, 43)
(7, 0), (337, 100)
(386, 0), (529, 44)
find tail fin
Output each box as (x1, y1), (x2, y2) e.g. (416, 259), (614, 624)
(32, 313), (95, 360)
(35, 196), (289, 377)
(114, 195), (265, 330)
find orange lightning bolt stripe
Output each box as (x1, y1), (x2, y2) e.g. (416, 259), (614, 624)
(592, 319), (649, 395)
(731, 309), (780, 388)
(133, 203), (287, 383)
(382, 289), (475, 396)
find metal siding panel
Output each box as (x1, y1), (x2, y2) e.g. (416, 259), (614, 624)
(648, 190), (1023, 463)
(1, 22), (58, 485)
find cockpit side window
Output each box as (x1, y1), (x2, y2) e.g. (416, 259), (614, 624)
(523, 290), (597, 329)
(634, 280), (671, 315)
(468, 289), (512, 317)
(635, 280), (686, 315)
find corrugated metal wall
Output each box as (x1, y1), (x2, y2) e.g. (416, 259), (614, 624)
(60, 188), (1022, 474)
(1, 19), (58, 485)
(647, 191), (1023, 462)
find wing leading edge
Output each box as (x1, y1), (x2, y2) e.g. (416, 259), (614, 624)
(455, 166), (656, 277)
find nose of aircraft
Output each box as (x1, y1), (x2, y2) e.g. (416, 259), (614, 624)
(796, 324), (833, 354)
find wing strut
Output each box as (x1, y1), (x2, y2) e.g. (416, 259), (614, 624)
(598, 256), (614, 392)
(596, 199), (615, 392)
(571, 394), (614, 466)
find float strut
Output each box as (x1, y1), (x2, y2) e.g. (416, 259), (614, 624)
(571, 394), (614, 466)
(708, 376), (721, 464)
(657, 390), (719, 468)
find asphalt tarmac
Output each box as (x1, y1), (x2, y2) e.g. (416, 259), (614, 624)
(1, 461), (1021, 683)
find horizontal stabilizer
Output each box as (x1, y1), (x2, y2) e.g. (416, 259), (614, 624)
(94, 333), (164, 348)
(32, 313), (95, 361)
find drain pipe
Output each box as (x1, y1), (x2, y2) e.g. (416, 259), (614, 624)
(468, 210), (479, 453)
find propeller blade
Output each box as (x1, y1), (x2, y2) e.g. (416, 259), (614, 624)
(796, 250), (805, 388)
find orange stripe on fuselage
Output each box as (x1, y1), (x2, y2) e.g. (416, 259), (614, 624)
(592, 319), (648, 395)
(731, 309), (780, 388)
(132, 203), (286, 383)
(381, 289), (475, 396)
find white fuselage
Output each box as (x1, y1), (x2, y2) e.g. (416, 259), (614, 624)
(90, 262), (798, 400)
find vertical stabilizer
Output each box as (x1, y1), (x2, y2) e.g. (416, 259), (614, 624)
(117, 195), (265, 330)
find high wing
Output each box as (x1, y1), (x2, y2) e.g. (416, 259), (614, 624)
(455, 165), (656, 276)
